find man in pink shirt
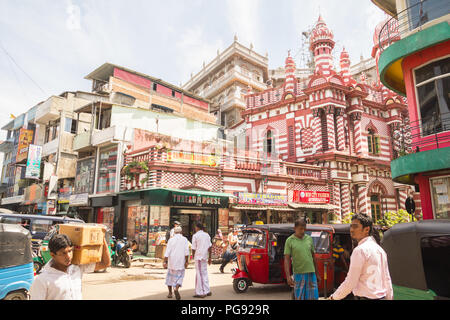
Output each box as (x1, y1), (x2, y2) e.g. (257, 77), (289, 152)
(330, 213), (393, 300)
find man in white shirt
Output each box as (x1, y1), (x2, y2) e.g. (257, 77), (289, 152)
(191, 222), (212, 298)
(169, 221), (181, 239)
(330, 213), (393, 300)
(163, 226), (189, 300)
(30, 232), (111, 300)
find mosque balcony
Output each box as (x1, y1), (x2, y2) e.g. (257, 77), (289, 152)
(221, 97), (246, 112)
(377, 0), (450, 95)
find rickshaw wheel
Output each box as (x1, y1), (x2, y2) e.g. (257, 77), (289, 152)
(4, 290), (28, 300)
(233, 278), (250, 293)
(33, 261), (43, 274)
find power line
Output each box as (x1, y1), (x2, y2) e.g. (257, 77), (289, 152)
(0, 41), (47, 95)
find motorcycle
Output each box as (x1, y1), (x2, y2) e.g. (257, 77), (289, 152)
(111, 237), (137, 268)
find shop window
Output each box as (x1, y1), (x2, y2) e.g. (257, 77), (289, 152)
(430, 176), (450, 219)
(415, 57), (450, 136)
(367, 129), (380, 155)
(97, 146), (117, 194)
(421, 235), (450, 298)
(406, 0), (450, 31)
(370, 195), (382, 222)
(98, 108), (111, 130)
(65, 118), (77, 134)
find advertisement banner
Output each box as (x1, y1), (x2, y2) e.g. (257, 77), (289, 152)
(236, 193), (287, 206)
(25, 144), (42, 179)
(167, 150), (219, 167)
(16, 129), (34, 163)
(293, 190), (330, 204)
(74, 157), (95, 194)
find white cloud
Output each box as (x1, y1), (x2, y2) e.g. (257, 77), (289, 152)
(176, 25), (225, 84)
(225, 0), (262, 48)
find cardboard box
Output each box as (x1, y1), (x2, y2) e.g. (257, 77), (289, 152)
(59, 223), (105, 246)
(72, 245), (103, 265)
(155, 245), (166, 259)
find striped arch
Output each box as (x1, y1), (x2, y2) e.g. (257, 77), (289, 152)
(308, 75), (328, 88)
(368, 180), (388, 196)
(329, 75), (345, 86)
(365, 121), (379, 134)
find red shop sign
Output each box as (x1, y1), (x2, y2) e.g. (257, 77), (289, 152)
(293, 190), (330, 204)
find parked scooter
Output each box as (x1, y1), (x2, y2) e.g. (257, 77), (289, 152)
(111, 237), (137, 268)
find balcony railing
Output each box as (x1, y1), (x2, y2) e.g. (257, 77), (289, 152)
(409, 111), (450, 152)
(378, 0), (450, 52)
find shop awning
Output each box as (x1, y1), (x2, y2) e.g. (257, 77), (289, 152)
(121, 188), (233, 208)
(232, 205), (295, 212)
(287, 202), (338, 210)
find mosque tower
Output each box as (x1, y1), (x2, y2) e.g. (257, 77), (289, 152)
(284, 50), (297, 94)
(309, 15), (335, 76)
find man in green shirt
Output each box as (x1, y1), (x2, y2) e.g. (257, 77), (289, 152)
(284, 219), (321, 300)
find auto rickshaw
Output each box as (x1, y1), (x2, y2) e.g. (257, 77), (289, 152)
(0, 223), (34, 300)
(381, 219), (450, 300)
(232, 223), (338, 296)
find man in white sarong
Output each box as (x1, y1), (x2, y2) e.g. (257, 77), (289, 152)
(163, 226), (190, 300)
(191, 222), (212, 298)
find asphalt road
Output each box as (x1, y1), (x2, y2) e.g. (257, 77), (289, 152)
(82, 261), (294, 300)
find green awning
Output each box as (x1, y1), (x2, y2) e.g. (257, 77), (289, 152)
(121, 188), (231, 208)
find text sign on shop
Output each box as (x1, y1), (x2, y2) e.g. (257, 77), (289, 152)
(167, 150), (219, 167)
(172, 192), (227, 208)
(236, 193), (288, 206)
(293, 190), (330, 204)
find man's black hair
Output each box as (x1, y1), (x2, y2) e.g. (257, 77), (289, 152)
(48, 234), (73, 254)
(294, 219), (307, 228)
(351, 213), (373, 234)
(195, 222), (204, 230)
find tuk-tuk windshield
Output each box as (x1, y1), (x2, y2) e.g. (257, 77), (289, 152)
(306, 231), (330, 254)
(241, 231), (266, 249)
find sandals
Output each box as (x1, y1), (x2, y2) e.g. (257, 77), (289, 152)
(174, 290), (181, 300)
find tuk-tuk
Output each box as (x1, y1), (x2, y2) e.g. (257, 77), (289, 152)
(381, 220), (450, 300)
(232, 223), (339, 296)
(0, 223), (34, 300)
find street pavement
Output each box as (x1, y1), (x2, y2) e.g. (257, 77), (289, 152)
(82, 260), (294, 300)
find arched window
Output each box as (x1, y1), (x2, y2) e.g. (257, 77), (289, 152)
(264, 130), (273, 155)
(367, 129), (380, 155)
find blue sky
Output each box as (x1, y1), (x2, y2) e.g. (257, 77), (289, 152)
(0, 0), (388, 134)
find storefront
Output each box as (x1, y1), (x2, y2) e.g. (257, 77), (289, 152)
(232, 192), (295, 225)
(290, 190), (335, 224)
(118, 188), (230, 256)
(69, 193), (93, 223)
(90, 195), (118, 231)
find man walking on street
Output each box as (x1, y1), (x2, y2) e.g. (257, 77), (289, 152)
(329, 213), (393, 300)
(219, 228), (239, 273)
(163, 226), (190, 300)
(30, 233), (111, 300)
(191, 222), (212, 298)
(284, 219), (321, 300)
(166, 221), (181, 242)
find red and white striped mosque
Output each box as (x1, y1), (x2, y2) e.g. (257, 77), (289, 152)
(241, 15), (421, 221)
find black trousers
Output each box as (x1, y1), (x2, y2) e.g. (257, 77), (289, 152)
(354, 296), (386, 300)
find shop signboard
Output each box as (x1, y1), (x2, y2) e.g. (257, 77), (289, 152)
(293, 190), (330, 204)
(25, 144), (42, 179)
(74, 157), (95, 194)
(167, 150), (219, 167)
(69, 193), (89, 206)
(16, 128), (34, 163)
(172, 191), (227, 208)
(58, 187), (72, 204)
(236, 192), (288, 206)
